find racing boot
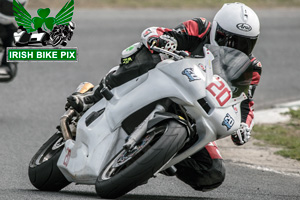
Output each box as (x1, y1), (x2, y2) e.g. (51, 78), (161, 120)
(67, 70), (117, 113)
(66, 82), (104, 113)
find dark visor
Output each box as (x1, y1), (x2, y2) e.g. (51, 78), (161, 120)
(215, 24), (258, 55)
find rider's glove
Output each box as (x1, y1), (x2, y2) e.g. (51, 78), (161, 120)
(231, 122), (251, 146)
(147, 35), (178, 52)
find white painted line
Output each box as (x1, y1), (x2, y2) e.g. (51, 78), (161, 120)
(235, 163), (300, 177)
(255, 100), (300, 124)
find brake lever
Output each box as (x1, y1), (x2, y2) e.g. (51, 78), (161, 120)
(174, 50), (189, 58)
(151, 46), (184, 61)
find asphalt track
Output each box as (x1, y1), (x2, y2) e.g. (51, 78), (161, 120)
(1, 9), (300, 200)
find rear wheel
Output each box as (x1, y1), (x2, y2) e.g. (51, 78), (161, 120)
(28, 131), (70, 191)
(95, 120), (188, 199)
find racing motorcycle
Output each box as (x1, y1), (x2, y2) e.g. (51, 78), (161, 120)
(28, 43), (252, 199)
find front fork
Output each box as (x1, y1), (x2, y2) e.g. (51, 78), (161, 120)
(123, 104), (166, 151)
(60, 82), (95, 140)
(60, 109), (76, 140)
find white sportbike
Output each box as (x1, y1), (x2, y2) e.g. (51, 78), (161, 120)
(28, 44), (252, 199)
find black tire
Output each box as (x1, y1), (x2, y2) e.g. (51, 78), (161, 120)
(41, 39), (48, 46)
(28, 132), (70, 191)
(95, 120), (188, 199)
(61, 41), (67, 46)
(41, 33), (50, 46)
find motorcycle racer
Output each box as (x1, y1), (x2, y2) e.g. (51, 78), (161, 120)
(50, 21), (75, 46)
(0, 0), (27, 82)
(67, 2), (262, 191)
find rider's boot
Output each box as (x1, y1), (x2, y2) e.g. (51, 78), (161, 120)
(66, 78), (110, 113)
(66, 82), (101, 113)
(67, 70), (118, 113)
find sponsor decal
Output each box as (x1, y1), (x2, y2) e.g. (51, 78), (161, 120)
(236, 23), (252, 32)
(63, 147), (71, 167)
(198, 63), (206, 72)
(222, 113), (235, 131)
(125, 45), (135, 52)
(233, 105), (238, 114)
(182, 68), (201, 82)
(7, 0), (78, 62)
(122, 56), (133, 64)
(143, 29), (152, 37)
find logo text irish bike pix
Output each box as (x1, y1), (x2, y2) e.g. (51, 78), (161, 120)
(7, 0), (78, 62)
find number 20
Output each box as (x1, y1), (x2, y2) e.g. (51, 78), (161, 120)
(206, 79), (231, 106)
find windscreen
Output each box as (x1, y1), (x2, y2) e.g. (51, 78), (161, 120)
(205, 44), (252, 98)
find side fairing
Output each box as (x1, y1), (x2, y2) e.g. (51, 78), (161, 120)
(57, 46), (247, 183)
(57, 57), (210, 183)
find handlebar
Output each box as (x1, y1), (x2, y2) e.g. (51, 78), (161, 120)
(150, 43), (189, 61)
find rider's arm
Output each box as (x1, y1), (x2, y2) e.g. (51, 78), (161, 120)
(240, 55), (262, 128)
(141, 18), (211, 52)
(232, 56), (261, 145)
(166, 18), (211, 51)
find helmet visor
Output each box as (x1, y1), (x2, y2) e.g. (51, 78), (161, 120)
(215, 24), (258, 55)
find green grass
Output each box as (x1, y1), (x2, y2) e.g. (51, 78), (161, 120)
(253, 108), (300, 161)
(27, 0), (300, 9)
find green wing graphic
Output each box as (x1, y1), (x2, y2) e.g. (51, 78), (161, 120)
(54, 0), (74, 26)
(13, 0), (34, 32)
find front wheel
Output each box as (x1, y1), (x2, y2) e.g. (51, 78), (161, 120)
(41, 33), (50, 46)
(95, 120), (188, 199)
(28, 131), (70, 191)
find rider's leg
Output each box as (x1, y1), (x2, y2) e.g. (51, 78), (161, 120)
(0, 23), (18, 82)
(174, 142), (226, 191)
(67, 46), (161, 112)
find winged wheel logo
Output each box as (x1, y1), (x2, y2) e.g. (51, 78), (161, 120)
(12, 0), (75, 47)
(13, 0), (74, 33)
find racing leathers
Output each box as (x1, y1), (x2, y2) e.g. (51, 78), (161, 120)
(67, 17), (262, 191)
(140, 18), (261, 132)
(0, 23), (18, 82)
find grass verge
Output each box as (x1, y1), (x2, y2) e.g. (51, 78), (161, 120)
(27, 0), (300, 9)
(253, 108), (300, 161)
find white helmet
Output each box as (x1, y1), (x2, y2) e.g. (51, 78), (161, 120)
(210, 2), (260, 55)
(68, 21), (76, 30)
(0, 0), (28, 25)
